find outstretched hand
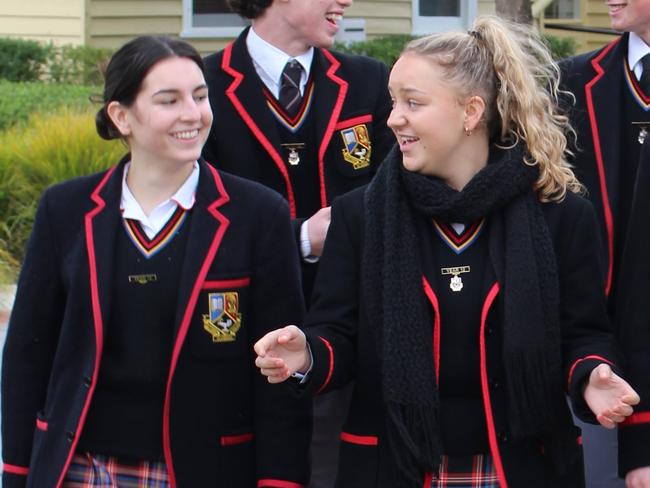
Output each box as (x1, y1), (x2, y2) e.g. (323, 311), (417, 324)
(583, 363), (640, 429)
(254, 325), (311, 384)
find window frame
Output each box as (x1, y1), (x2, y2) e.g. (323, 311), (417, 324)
(411, 0), (477, 36)
(180, 0), (248, 39)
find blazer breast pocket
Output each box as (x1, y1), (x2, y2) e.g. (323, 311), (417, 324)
(331, 113), (376, 179)
(189, 276), (251, 360)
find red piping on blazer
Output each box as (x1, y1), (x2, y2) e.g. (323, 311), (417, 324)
(221, 43), (297, 218)
(340, 432), (379, 446)
(622, 411), (650, 427)
(585, 37), (621, 295)
(316, 336), (334, 394)
(566, 355), (614, 390)
(479, 283), (508, 488)
(334, 114), (373, 131)
(54, 165), (118, 488)
(202, 277), (251, 289)
(319, 49), (349, 208)
(422, 276), (441, 384)
(162, 164), (231, 486)
(2, 463), (30, 475)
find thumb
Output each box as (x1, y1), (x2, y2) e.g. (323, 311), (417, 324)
(597, 363), (612, 382)
(277, 325), (302, 345)
(254, 329), (283, 357)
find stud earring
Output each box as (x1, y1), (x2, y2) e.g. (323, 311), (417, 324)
(464, 126), (472, 136)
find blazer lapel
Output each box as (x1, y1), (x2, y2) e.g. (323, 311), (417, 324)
(84, 163), (123, 353)
(585, 35), (626, 294)
(312, 49), (349, 207)
(220, 31), (299, 216)
(172, 161), (231, 340)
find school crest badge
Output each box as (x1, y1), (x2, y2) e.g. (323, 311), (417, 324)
(341, 124), (371, 169)
(202, 292), (242, 342)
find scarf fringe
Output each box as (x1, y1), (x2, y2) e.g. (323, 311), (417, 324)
(385, 402), (441, 486)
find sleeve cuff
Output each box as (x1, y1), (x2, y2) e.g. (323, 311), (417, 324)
(300, 221), (319, 264)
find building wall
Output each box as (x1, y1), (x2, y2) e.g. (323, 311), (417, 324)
(0, 0), (85, 45)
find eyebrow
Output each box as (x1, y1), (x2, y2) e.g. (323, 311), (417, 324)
(152, 84), (208, 96)
(393, 86), (427, 95)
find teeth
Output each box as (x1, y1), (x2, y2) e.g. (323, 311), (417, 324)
(326, 14), (342, 22)
(402, 137), (418, 144)
(173, 130), (199, 140)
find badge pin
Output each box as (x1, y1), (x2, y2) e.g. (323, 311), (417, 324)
(281, 143), (305, 166)
(202, 292), (242, 342)
(341, 124), (372, 170)
(632, 122), (649, 144)
(440, 266), (471, 292)
(128, 274), (157, 285)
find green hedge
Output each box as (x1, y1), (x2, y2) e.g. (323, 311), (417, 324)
(0, 81), (99, 131)
(0, 109), (125, 280)
(334, 33), (576, 67)
(0, 37), (112, 85)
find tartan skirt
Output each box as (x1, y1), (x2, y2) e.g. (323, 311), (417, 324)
(61, 453), (169, 488)
(429, 453), (499, 488)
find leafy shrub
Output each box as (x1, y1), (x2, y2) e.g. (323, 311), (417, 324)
(334, 33), (576, 67)
(0, 109), (125, 276)
(46, 44), (113, 85)
(542, 34), (578, 60)
(0, 38), (49, 82)
(0, 80), (99, 131)
(334, 35), (416, 67)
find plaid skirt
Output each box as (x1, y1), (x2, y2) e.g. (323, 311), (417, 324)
(61, 453), (169, 488)
(430, 453), (499, 488)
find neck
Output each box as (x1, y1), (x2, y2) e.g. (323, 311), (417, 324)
(252, 17), (312, 57)
(443, 135), (490, 191)
(126, 155), (194, 215)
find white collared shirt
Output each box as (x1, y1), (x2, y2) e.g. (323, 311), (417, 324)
(246, 26), (314, 98)
(120, 161), (199, 239)
(628, 32), (650, 80)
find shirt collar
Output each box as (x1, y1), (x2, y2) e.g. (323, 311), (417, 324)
(246, 26), (314, 87)
(120, 160), (199, 219)
(628, 32), (650, 77)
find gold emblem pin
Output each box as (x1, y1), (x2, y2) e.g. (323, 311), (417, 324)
(440, 266), (471, 292)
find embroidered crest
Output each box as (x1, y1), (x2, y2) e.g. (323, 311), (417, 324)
(341, 124), (372, 169)
(202, 292), (242, 342)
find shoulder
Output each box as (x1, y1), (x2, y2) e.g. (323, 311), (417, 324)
(203, 49), (225, 71)
(43, 168), (114, 206)
(541, 191), (598, 246)
(320, 48), (388, 75)
(560, 37), (625, 84)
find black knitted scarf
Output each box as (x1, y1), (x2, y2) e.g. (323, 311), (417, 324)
(362, 144), (573, 486)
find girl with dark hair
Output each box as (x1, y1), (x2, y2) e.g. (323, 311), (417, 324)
(254, 16), (639, 488)
(1, 35), (310, 488)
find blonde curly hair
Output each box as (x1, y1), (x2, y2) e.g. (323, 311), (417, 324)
(402, 15), (582, 202)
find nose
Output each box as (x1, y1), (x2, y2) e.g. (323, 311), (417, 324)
(387, 105), (403, 131)
(337, 0), (352, 8)
(181, 96), (201, 121)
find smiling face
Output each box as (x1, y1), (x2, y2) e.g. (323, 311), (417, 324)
(607, 0), (650, 39)
(111, 56), (212, 170)
(272, 0), (352, 53)
(387, 53), (469, 180)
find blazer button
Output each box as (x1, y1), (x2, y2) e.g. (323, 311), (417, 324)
(83, 376), (92, 388)
(497, 431), (509, 443)
(489, 378), (500, 389)
(66, 431), (75, 442)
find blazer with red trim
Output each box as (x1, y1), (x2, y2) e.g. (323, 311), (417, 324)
(561, 34), (650, 475)
(1, 159), (311, 488)
(301, 185), (620, 488)
(202, 28), (394, 222)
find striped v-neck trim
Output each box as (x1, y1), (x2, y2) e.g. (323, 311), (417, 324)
(123, 206), (188, 259)
(624, 56), (650, 110)
(264, 79), (315, 132)
(433, 219), (486, 254)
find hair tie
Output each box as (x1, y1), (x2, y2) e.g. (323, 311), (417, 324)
(468, 30), (482, 40)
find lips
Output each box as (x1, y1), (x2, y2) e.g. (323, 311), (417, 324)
(172, 129), (200, 140)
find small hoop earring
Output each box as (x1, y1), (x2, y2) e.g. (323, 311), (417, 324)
(464, 126), (472, 136)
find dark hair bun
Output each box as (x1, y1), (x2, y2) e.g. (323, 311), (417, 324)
(227, 0), (273, 19)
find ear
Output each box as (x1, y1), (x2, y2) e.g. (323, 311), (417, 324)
(463, 95), (486, 132)
(106, 101), (132, 137)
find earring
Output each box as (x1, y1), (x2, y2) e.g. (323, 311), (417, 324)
(464, 126), (472, 136)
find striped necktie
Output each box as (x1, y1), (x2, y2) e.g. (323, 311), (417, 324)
(279, 60), (304, 116)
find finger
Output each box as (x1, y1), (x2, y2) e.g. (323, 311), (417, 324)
(255, 356), (285, 369)
(597, 363), (612, 381)
(612, 403), (634, 417)
(254, 330), (281, 356)
(596, 412), (617, 429)
(622, 392), (641, 406)
(277, 325), (300, 345)
(266, 367), (291, 384)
